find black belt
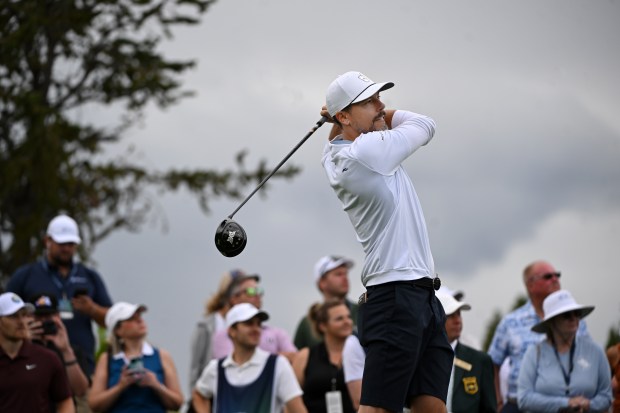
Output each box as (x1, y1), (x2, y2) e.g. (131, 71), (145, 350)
(412, 276), (441, 290)
(368, 276), (441, 291)
(359, 276), (441, 305)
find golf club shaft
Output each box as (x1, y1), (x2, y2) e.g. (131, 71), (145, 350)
(228, 116), (328, 219)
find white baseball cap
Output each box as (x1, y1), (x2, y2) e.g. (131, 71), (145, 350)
(0, 292), (35, 316)
(313, 255), (354, 283)
(326, 71), (394, 116)
(532, 290), (594, 333)
(47, 215), (82, 244)
(436, 293), (471, 316)
(226, 303), (269, 329)
(105, 302), (147, 337)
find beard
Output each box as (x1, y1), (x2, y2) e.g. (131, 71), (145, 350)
(353, 112), (388, 134)
(48, 251), (74, 267)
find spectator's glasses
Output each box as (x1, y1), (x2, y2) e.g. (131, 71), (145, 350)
(240, 287), (264, 297)
(534, 272), (561, 281)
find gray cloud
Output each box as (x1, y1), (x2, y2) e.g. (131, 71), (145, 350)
(90, 0), (620, 394)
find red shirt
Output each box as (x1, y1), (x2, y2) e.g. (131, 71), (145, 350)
(0, 340), (72, 412)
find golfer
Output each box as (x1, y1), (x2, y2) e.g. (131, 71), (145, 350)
(320, 71), (452, 413)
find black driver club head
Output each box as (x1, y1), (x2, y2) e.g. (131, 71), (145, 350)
(214, 219), (247, 257)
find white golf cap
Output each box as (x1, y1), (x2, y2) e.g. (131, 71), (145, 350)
(313, 255), (354, 283)
(0, 292), (35, 316)
(105, 302), (147, 337)
(326, 71), (394, 116)
(436, 292), (471, 316)
(47, 215), (82, 244)
(532, 290), (594, 333)
(226, 303), (269, 329)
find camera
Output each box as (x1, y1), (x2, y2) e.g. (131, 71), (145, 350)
(41, 320), (58, 335)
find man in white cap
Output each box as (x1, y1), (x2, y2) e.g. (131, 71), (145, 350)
(0, 292), (74, 413)
(436, 293), (496, 413)
(7, 214), (113, 376)
(320, 71), (451, 413)
(293, 255), (358, 349)
(192, 303), (307, 413)
(210, 271), (296, 362)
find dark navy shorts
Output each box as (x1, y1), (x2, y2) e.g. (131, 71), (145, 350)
(358, 280), (453, 412)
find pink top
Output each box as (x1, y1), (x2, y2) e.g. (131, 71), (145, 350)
(211, 325), (297, 360)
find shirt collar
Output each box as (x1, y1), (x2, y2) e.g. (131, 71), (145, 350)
(222, 347), (267, 368)
(0, 340), (31, 360)
(112, 341), (154, 362)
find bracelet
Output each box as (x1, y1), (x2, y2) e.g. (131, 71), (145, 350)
(64, 359), (78, 366)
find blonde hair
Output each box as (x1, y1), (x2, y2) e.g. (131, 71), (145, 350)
(205, 271), (236, 315)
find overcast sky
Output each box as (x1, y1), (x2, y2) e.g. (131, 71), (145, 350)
(91, 0), (620, 394)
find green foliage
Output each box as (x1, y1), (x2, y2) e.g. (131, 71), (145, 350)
(482, 294), (527, 352)
(482, 309), (502, 352)
(606, 323), (620, 349)
(0, 0), (301, 286)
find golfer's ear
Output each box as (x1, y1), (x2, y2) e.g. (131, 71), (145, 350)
(335, 111), (349, 126)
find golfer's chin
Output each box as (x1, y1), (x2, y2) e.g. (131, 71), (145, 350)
(372, 118), (388, 131)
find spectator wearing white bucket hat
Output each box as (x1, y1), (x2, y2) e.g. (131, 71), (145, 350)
(88, 302), (183, 412)
(518, 290), (612, 413)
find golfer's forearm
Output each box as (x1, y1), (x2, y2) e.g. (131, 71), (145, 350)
(384, 109), (396, 129)
(328, 123), (342, 140)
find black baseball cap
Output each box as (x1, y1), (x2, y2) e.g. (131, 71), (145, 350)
(30, 293), (59, 315)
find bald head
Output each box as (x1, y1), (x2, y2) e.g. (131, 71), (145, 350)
(523, 260), (561, 301)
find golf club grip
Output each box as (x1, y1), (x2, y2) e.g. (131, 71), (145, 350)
(228, 117), (328, 219)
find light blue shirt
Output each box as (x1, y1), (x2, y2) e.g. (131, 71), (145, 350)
(488, 301), (588, 399)
(517, 335), (612, 412)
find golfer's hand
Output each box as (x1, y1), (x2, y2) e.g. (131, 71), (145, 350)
(320, 105), (335, 123)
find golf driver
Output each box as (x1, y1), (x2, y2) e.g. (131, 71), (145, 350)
(215, 116), (328, 257)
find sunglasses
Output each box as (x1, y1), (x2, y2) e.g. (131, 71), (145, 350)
(533, 271), (561, 281)
(238, 287), (264, 297)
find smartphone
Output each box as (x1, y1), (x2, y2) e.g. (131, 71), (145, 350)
(73, 288), (88, 297)
(42, 319), (58, 335)
(127, 357), (144, 374)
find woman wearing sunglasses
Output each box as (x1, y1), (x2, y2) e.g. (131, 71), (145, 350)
(210, 275), (297, 361)
(88, 302), (184, 412)
(518, 290), (612, 412)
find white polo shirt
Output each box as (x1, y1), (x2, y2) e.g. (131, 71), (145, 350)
(343, 335), (365, 383)
(194, 348), (302, 412)
(322, 110), (436, 287)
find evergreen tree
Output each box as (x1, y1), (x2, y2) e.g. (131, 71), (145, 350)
(0, 0), (299, 286)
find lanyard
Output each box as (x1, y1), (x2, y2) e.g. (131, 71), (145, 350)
(552, 339), (576, 395)
(40, 258), (78, 296)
